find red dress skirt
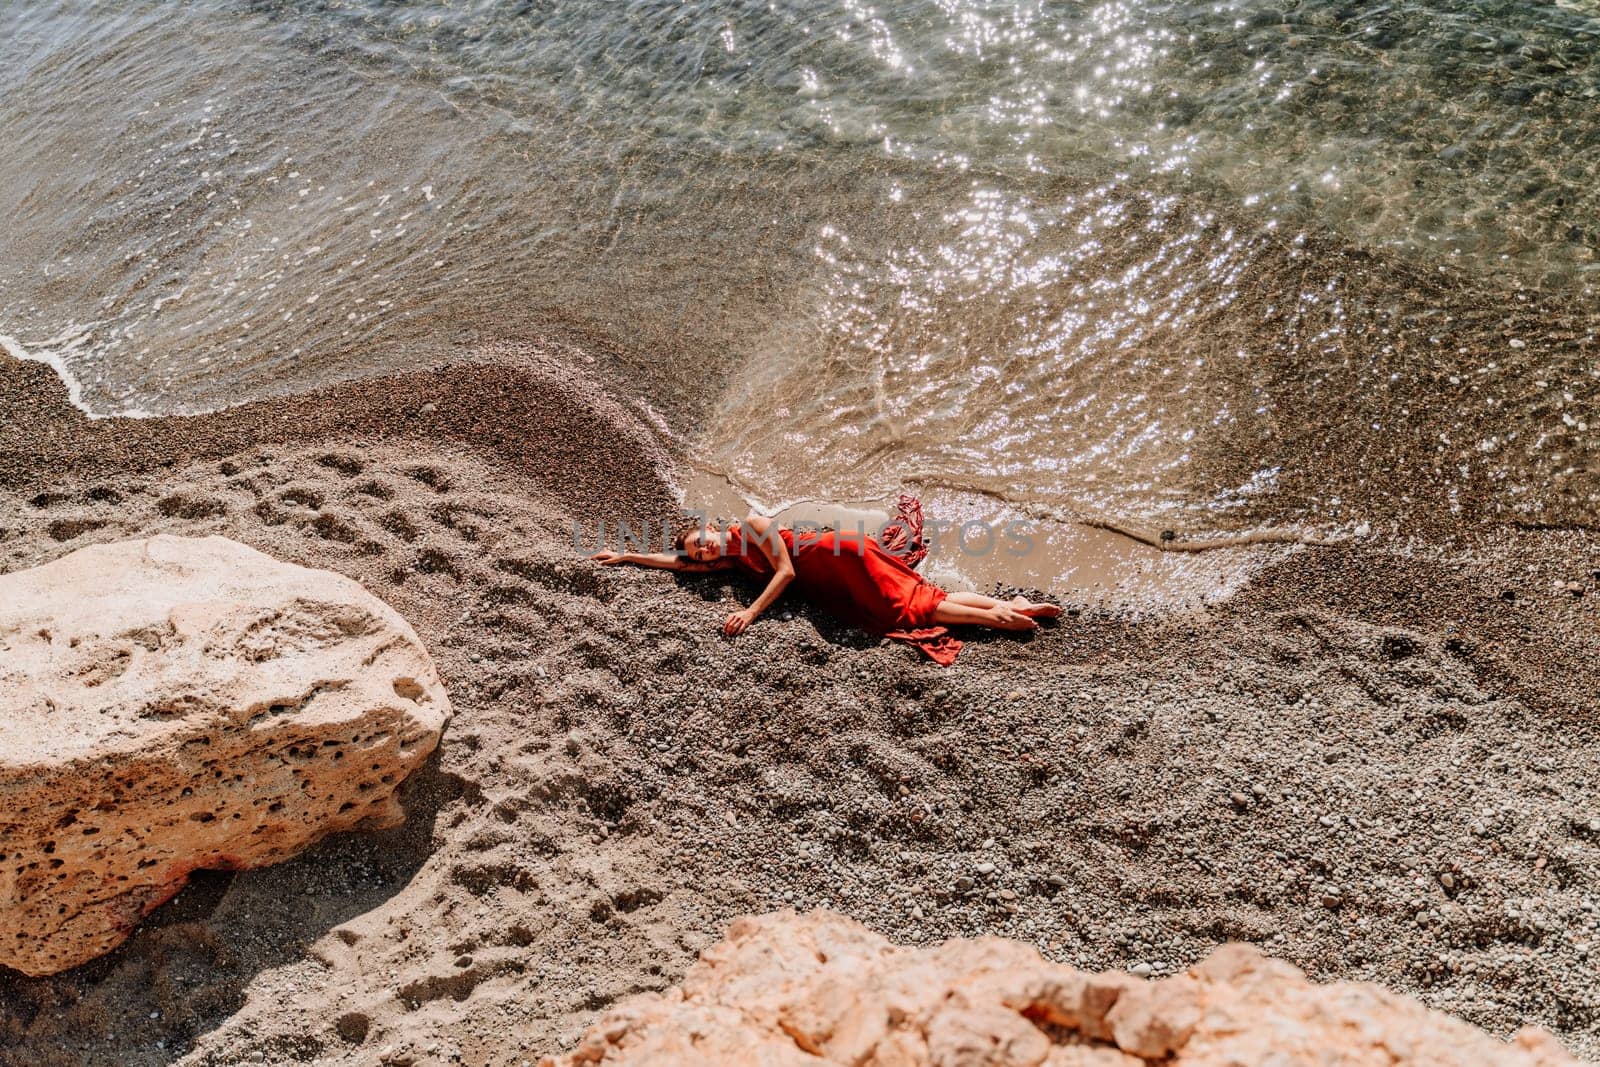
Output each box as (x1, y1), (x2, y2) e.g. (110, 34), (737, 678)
(724, 523), (962, 664)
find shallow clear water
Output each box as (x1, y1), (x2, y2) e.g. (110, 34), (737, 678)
(1, 0), (1597, 535)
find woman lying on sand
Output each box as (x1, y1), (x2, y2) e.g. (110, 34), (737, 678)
(590, 501), (1059, 664)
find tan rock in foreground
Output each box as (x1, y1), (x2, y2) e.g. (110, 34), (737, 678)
(0, 535), (449, 976)
(547, 910), (1577, 1066)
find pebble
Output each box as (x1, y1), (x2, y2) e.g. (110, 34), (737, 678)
(975, 861), (996, 876)
(1231, 791), (1251, 808)
(1440, 872), (1456, 890)
(1320, 886), (1345, 908)
(1508, 338), (1527, 349)
(419, 402), (438, 415)
(1130, 962), (1154, 977)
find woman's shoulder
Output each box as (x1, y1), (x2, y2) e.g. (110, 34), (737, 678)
(738, 517), (798, 545)
(723, 519), (753, 557)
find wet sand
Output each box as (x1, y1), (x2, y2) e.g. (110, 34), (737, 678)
(2, 348), (1599, 1065)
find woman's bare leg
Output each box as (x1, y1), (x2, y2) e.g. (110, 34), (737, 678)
(946, 590), (1062, 620)
(933, 600), (1038, 632)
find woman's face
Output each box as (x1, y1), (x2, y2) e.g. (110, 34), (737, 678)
(682, 526), (723, 562)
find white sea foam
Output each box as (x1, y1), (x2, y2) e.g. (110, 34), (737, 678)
(0, 327), (161, 420)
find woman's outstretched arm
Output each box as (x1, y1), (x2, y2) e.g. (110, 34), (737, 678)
(589, 550), (723, 573)
(726, 514), (796, 635)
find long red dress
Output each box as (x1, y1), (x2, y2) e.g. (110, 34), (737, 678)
(724, 522), (963, 664)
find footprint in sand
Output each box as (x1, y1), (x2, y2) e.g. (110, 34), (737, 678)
(156, 493), (228, 519)
(278, 487), (326, 510)
(380, 511), (420, 543)
(47, 518), (108, 542)
(307, 513), (361, 544)
(415, 549), (462, 580)
(315, 453), (365, 477)
(403, 466), (452, 492)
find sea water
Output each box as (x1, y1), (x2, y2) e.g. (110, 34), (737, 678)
(2, 0), (1597, 590)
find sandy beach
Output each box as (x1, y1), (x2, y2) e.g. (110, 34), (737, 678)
(2, 343), (1597, 1065)
(6, 0), (1600, 1061)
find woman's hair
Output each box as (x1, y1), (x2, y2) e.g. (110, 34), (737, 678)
(670, 514), (711, 553)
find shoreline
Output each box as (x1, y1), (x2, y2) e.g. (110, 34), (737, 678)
(2, 348), (1599, 1064)
(0, 339), (1285, 613)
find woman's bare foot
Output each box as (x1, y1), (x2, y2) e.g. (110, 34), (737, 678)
(1010, 595), (1063, 620)
(990, 606), (1041, 631)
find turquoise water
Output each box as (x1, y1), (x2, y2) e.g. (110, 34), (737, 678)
(1, 0), (1596, 529)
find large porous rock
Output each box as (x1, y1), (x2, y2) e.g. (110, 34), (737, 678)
(547, 910), (1577, 1066)
(0, 535), (450, 976)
